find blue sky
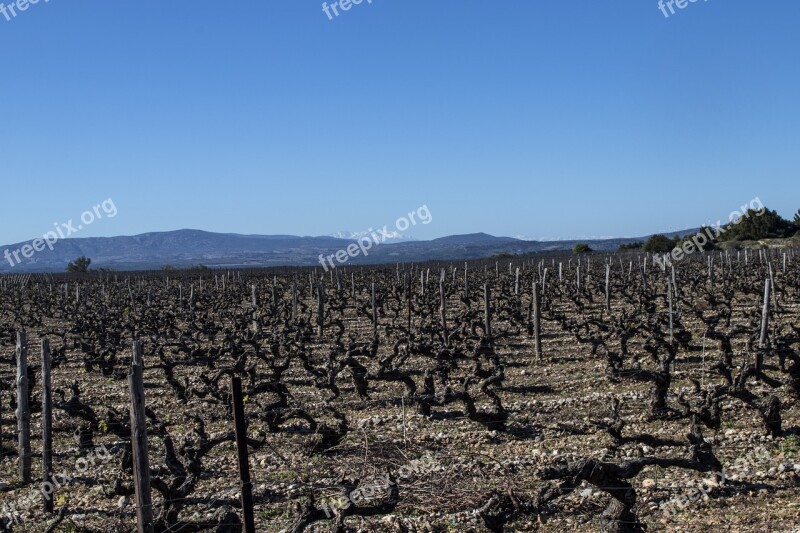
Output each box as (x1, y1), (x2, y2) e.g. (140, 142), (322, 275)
(1, 0), (798, 244)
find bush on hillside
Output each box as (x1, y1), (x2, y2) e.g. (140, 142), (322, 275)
(67, 256), (92, 273)
(573, 243), (592, 254)
(642, 235), (677, 254)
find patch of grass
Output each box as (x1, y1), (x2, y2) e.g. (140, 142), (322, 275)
(779, 435), (800, 457)
(272, 469), (299, 481)
(257, 506), (287, 520)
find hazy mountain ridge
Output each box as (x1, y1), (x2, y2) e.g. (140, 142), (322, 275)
(0, 228), (703, 272)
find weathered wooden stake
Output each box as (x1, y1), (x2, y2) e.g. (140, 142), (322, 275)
(231, 377), (256, 533)
(440, 276), (448, 346)
(372, 282), (378, 340)
(759, 278), (771, 349)
(671, 263), (678, 297)
(667, 280), (674, 346)
(484, 284), (492, 339)
(642, 262), (648, 292)
(129, 341), (154, 533)
(317, 283), (325, 336)
(16, 331), (31, 483)
(292, 282), (298, 320)
(533, 280), (542, 359)
(42, 339), (53, 513)
(407, 277), (413, 334)
(464, 266), (469, 300)
(542, 268), (548, 297)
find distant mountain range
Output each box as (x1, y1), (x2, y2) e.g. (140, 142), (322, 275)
(0, 228), (699, 272)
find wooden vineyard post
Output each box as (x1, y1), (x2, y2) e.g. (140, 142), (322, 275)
(464, 265), (469, 301)
(16, 331), (31, 483)
(641, 261), (648, 292)
(768, 262), (778, 311)
(671, 264), (678, 298)
(605, 263), (611, 311)
(533, 280), (542, 360)
(317, 283), (325, 336)
(759, 277), (771, 352)
(484, 284), (492, 340)
(440, 275), (448, 347)
(708, 256), (714, 284)
(129, 341), (154, 533)
(372, 282), (378, 341)
(231, 377), (256, 533)
(407, 277), (413, 335)
(667, 280), (674, 346)
(42, 339), (54, 514)
(542, 268), (548, 298)
(292, 282), (298, 320)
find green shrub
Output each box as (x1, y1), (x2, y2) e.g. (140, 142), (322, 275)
(66, 256), (91, 273)
(573, 243), (592, 254)
(642, 235), (675, 254)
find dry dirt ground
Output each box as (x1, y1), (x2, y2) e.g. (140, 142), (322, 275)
(1, 280), (799, 533)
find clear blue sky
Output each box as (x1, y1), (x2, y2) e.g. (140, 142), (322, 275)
(1, 0), (798, 244)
